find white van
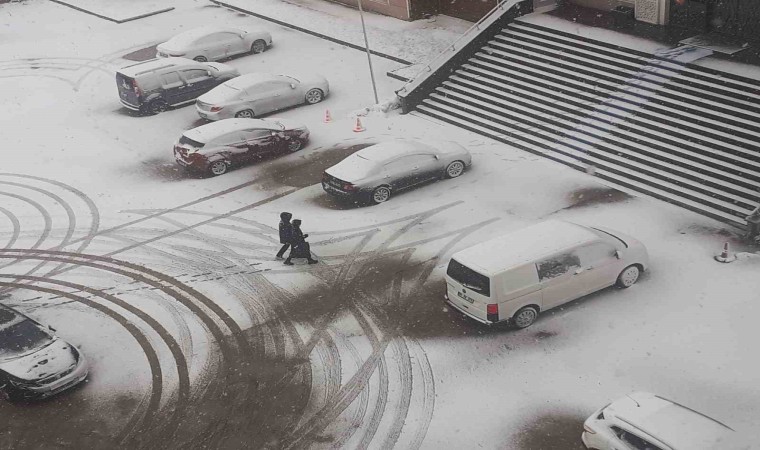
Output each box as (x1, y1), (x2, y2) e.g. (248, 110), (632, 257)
(444, 220), (648, 328)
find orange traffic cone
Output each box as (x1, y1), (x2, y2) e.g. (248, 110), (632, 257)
(353, 116), (365, 133)
(714, 241), (736, 263)
(323, 109), (332, 123)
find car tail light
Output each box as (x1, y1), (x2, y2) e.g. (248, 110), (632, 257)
(486, 304), (498, 323)
(583, 424), (596, 434)
(131, 79), (141, 97)
(210, 106), (223, 112)
(343, 183), (357, 191)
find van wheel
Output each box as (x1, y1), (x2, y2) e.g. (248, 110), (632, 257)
(251, 39), (266, 54)
(616, 265), (640, 288)
(208, 161), (228, 176)
(235, 109), (255, 119)
(193, 55), (208, 62)
(512, 306), (539, 329)
(147, 99), (167, 115)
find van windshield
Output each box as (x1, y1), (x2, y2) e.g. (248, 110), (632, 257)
(446, 259), (490, 297)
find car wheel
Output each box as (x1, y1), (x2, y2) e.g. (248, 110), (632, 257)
(371, 186), (391, 204)
(616, 265), (640, 288)
(193, 55), (208, 62)
(444, 160), (465, 179)
(208, 160), (228, 177)
(251, 39), (266, 54)
(512, 306), (539, 329)
(147, 99), (168, 115)
(286, 139), (303, 152)
(305, 89), (324, 105)
(235, 109), (255, 119)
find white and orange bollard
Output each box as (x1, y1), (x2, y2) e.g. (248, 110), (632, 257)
(714, 241), (736, 263)
(352, 116), (366, 132)
(323, 109), (332, 123)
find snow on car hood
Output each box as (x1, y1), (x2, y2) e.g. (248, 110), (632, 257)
(0, 338), (77, 381)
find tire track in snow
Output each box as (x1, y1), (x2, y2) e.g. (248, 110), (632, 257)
(0, 281), (164, 447)
(0, 206), (20, 249)
(0, 273), (190, 445)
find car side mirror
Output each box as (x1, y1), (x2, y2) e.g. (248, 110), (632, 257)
(290, 83), (296, 89)
(434, 155), (439, 159)
(207, 71), (212, 76)
(615, 250), (623, 260)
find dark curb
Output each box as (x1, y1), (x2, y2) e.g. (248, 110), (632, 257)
(210, 0), (413, 66)
(48, 0), (174, 23)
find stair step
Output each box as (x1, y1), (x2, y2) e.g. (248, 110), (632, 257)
(464, 58), (760, 158)
(509, 21), (760, 100)
(435, 83), (760, 192)
(490, 34), (760, 127)
(428, 92), (760, 208)
(413, 106), (749, 226)
(461, 60), (760, 165)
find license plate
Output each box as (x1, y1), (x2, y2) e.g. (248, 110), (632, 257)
(329, 180), (341, 188)
(199, 113), (207, 118)
(457, 291), (474, 304)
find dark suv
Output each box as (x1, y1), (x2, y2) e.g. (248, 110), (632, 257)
(116, 57), (239, 115)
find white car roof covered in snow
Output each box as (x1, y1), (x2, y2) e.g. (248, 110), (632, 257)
(606, 392), (736, 450)
(355, 140), (434, 162)
(223, 73), (296, 89)
(118, 57), (194, 77)
(451, 220), (599, 276)
(183, 119), (281, 143)
(163, 26), (243, 48)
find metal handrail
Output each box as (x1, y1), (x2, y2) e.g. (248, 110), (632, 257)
(397, 0), (521, 95)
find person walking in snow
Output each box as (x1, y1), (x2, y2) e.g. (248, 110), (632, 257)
(276, 212), (294, 259)
(284, 219), (318, 265)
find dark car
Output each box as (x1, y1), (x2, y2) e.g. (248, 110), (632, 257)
(0, 305), (88, 401)
(116, 57), (239, 115)
(173, 118), (310, 176)
(322, 139), (472, 204)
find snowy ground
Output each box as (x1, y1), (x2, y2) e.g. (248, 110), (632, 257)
(0, 1), (758, 449)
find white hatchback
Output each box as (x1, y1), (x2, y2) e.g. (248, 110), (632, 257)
(582, 392), (740, 450)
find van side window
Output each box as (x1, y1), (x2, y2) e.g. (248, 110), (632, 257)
(181, 69), (210, 84)
(610, 426), (663, 450)
(446, 259), (490, 297)
(160, 72), (182, 87)
(536, 252), (580, 281)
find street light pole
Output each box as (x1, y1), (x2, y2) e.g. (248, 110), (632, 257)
(357, 0), (380, 104)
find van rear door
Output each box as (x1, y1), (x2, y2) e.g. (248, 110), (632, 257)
(116, 72), (140, 108)
(445, 259), (492, 323)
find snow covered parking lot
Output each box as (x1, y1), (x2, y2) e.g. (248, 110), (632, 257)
(0, 1), (758, 449)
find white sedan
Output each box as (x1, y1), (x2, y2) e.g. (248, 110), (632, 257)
(156, 26), (272, 62)
(196, 73), (329, 120)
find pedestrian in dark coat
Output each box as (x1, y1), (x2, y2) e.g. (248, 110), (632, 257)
(284, 219), (318, 265)
(276, 212), (293, 259)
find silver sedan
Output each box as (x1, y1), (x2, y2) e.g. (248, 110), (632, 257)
(322, 139), (472, 204)
(195, 73), (330, 120)
(156, 26), (272, 62)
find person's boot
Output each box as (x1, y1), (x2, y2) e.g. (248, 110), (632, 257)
(283, 258), (294, 265)
(308, 258), (318, 265)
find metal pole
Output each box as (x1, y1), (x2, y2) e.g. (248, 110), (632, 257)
(357, 0), (380, 104)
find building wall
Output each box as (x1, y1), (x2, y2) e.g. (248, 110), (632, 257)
(331, 0), (411, 20)
(570, 0), (633, 10)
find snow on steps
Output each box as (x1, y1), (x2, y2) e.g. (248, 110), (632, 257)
(410, 21), (760, 227)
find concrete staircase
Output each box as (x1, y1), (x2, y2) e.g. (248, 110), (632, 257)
(411, 20), (760, 226)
